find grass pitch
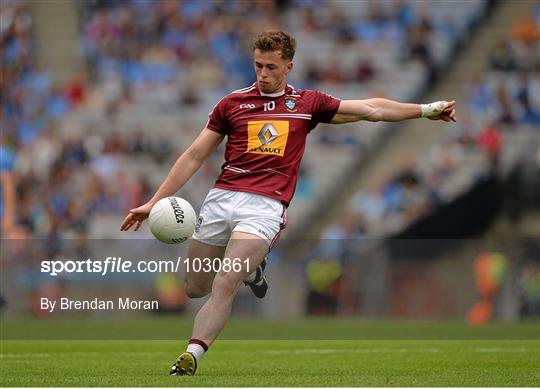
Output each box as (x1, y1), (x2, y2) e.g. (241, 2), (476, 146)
(1, 317), (539, 386)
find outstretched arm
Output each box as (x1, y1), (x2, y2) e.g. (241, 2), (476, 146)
(331, 98), (456, 124)
(121, 128), (224, 231)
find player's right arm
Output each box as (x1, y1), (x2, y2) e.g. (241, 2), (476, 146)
(120, 128), (224, 231)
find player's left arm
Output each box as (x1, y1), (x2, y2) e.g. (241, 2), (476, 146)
(330, 98), (456, 124)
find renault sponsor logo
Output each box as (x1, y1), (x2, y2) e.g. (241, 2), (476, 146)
(246, 120), (289, 157)
(258, 123), (278, 145)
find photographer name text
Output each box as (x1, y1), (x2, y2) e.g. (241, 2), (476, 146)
(40, 297), (158, 312)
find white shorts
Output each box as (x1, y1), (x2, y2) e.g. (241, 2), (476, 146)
(192, 188), (287, 248)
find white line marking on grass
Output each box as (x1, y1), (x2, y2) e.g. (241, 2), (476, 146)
(473, 347), (532, 353)
(0, 351), (168, 359)
(263, 348), (441, 355)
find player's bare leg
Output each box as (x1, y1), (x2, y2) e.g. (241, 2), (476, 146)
(184, 240), (225, 298)
(192, 231), (268, 344)
(170, 231), (268, 376)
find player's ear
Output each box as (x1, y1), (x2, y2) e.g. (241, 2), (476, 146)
(286, 61), (293, 74)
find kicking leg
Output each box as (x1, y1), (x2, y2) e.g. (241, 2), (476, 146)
(192, 231), (268, 346)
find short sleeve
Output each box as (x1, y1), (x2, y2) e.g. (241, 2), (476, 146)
(206, 97), (231, 135)
(311, 91), (341, 124)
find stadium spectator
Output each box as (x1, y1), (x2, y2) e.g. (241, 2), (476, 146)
(519, 260), (540, 317)
(355, 58), (375, 83)
(489, 38), (516, 72)
(0, 138), (16, 234)
(511, 12), (540, 44)
(466, 72), (495, 118)
(477, 122), (502, 169)
(467, 252), (508, 325)
(65, 74), (87, 106)
(516, 73), (540, 126)
(306, 258), (343, 315)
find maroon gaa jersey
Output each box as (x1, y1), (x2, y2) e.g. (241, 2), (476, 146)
(206, 83), (341, 206)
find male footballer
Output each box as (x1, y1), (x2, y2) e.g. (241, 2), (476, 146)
(121, 30), (456, 376)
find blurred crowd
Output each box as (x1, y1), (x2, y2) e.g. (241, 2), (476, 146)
(1, 0), (490, 240)
(1, 0), (535, 244)
(0, 1), (156, 239)
(79, 0), (460, 98)
(1, 0), (538, 321)
(320, 4), (540, 249)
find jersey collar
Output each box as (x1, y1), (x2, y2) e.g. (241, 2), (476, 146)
(256, 82), (293, 97)
(260, 89), (285, 97)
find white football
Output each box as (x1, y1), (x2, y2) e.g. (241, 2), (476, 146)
(148, 197), (196, 244)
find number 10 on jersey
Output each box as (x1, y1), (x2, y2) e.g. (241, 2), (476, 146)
(264, 101), (275, 111)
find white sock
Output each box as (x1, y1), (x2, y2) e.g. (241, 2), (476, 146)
(187, 343), (206, 362)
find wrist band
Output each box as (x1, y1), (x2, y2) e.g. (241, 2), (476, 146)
(420, 102), (444, 118)
(420, 104), (430, 117)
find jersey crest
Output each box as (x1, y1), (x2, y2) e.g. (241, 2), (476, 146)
(284, 97), (297, 112)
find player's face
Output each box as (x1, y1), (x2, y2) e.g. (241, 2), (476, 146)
(254, 49), (293, 94)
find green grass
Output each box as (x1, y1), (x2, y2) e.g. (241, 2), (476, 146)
(1, 318), (539, 386)
(2, 316), (539, 339)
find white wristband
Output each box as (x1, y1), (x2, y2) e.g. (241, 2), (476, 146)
(420, 101), (445, 118)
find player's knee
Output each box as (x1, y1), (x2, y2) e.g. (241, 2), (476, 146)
(185, 281), (211, 298)
(212, 273), (242, 300)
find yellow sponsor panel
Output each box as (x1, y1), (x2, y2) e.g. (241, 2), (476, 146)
(246, 120), (289, 156)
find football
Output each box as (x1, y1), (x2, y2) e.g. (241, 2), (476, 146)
(148, 197), (196, 244)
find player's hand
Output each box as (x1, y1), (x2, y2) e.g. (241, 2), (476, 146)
(120, 202), (154, 231)
(424, 100), (457, 122)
